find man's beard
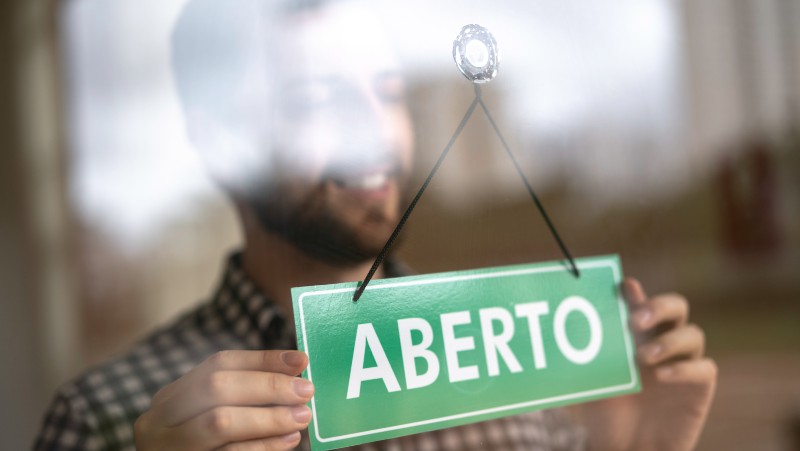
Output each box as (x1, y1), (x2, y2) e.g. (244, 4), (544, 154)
(244, 179), (406, 267)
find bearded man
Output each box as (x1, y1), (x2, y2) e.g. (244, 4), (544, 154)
(35, 1), (716, 449)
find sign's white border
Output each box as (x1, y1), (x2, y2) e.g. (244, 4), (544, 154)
(297, 257), (638, 444)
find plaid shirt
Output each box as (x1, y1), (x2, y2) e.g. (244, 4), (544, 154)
(34, 253), (585, 450)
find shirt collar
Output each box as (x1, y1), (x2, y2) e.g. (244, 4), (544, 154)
(212, 252), (294, 350)
(211, 251), (412, 349)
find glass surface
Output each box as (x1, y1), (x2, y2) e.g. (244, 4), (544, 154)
(53, 0), (800, 449)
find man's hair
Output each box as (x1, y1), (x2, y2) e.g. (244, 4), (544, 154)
(170, 0), (329, 120)
(170, 0), (265, 121)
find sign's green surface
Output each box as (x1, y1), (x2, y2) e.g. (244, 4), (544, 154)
(292, 255), (640, 450)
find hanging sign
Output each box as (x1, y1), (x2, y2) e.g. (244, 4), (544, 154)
(292, 254), (639, 450)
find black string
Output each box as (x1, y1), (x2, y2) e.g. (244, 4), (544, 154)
(352, 95), (480, 301)
(353, 84), (579, 301)
(475, 85), (580, 278)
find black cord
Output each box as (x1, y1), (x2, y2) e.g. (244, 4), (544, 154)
(352, 95), (481, 301)
(353, 85), (579, 301)
(475, 86), (580, 278)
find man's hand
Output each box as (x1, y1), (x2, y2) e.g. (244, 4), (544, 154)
(134, 350), (314, 450)
(575, 278), (717, 451)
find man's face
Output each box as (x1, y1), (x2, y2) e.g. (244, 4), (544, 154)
(244, 4), (414, 265)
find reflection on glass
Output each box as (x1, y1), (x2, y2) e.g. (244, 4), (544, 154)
(52, 1), (800, 448)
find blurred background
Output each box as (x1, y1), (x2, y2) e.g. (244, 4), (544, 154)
(1, 0), (798, 449)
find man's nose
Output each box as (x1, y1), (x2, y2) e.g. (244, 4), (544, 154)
(335, 88), (395, 166)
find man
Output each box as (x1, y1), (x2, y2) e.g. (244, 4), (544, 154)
(35, 0), (716, 449)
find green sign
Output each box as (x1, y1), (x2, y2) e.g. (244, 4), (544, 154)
(292, 255), (639, 450)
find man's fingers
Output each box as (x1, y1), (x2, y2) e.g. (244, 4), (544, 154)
(622, 278), (648, 306)
(153, 350), (308, 406)
(654, 358), (718, 385)
(214, 432), (302, 451)
(155, 371), (314, 426)
(166, 405), (311, 450)
(637, 324), (705, 366)
(630, 293), (689, 332)
(201, 350), (309, 375)
(135, 351), (312, 449)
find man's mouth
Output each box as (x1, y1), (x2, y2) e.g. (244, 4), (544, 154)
(334, 172), (390, 191)
(326, 167), (399, 202)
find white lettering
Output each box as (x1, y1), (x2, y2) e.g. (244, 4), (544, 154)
(346, 295), (607, 399)
(398, 318), (440, 390)
(553, 296), (603, 365)
(514, 301), (550, 369)
(479, 307), (522, 376)
(440, 311), (479, 382)
(347, 323), (401, 399)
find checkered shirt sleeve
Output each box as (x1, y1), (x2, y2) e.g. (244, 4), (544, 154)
(33, 253), (586, 450)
